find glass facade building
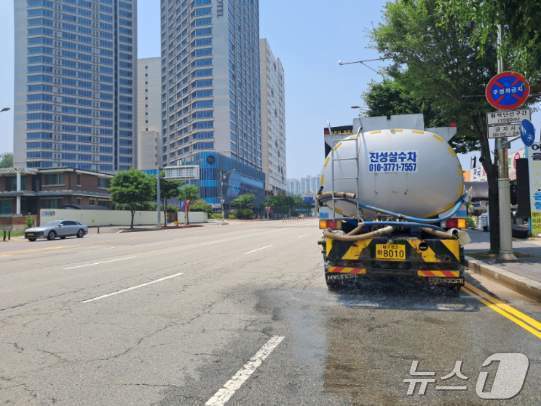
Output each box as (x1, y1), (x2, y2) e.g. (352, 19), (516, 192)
(14, 0), (137, 172)
(190, 151), (265, 206)
(161, 0), (263, 204)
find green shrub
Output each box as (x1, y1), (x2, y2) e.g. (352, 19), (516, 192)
(25, 216), (34, 228)
(235, 208), (254, 219)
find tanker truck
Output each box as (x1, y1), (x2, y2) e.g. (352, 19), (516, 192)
(317, 128), (469, 293)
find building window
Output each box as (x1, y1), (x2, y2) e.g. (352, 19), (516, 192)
(42, 173), (64, 186)
(98, 178), (110, 189)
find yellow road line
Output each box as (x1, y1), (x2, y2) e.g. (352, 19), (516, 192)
(0, 246), (66, 258)
(465, 283), (541, 331)
(464, 283), (541, 341)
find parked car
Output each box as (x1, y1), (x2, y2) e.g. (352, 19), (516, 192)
(25, 220), (88, 241)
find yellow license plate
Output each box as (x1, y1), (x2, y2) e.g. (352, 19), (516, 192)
(375, 244), (406, 261)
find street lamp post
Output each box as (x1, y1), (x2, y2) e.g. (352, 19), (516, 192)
(338, 57), (389, 77)
(156, 169), (161, 228)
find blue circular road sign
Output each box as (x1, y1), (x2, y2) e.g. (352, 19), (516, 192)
(520, 119), (536, 147)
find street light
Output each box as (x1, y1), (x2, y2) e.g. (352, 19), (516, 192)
(338, 57), (389, 77)
(338, 57), (387, 66)
(0, 107), (10, 113)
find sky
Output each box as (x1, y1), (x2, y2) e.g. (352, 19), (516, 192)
(0, 1), (537, 178)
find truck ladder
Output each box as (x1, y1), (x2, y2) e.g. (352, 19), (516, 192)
(330, 134), (362, 219)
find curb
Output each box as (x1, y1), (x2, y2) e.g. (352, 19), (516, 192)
(466, 256), (541, 302)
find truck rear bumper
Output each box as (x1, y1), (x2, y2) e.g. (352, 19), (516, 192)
(325, 265), (464, 285)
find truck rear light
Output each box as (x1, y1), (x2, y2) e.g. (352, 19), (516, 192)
(445, 218), (458, 229)
(319, 220), (341, 230)
(444, 218), (467, 229)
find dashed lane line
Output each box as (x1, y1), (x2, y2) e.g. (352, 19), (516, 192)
(64, 256), (137, 270)
(82, 272), (184, 303)
(244, 245), (272, 255)
(205, 335), (285, 406)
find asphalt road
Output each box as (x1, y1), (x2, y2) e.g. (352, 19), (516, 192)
(0, 219), (540, 405)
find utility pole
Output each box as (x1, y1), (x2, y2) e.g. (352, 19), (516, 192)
(220, 170), (228, 224)
(495, 24), (515, 260)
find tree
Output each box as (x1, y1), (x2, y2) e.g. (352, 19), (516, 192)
(0, 153), (13, 168)
(371, 0), (541, 253)
(109, 170), (155, 229)
(178, 184), (200, 225)
(158, 176), (182, 227)
(264, 194), (313, 218)
(365, 79), (447, 128)
(231, 193), (256, 219)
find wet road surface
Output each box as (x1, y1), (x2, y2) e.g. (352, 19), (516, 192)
(0, 219), (539, 405)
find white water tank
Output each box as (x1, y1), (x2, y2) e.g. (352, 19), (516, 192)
(320, 129), (464, 219)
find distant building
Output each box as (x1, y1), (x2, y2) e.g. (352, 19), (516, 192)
(287, 178), (301, 196)
(14, 0), (138, 172)
(260, 39), (286, 195)
(137, 58), (161, 170)
(287, 175), (320, 196)
(0, 168), (112, 216)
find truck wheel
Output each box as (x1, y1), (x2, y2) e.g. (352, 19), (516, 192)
(47, 231), (56, 241)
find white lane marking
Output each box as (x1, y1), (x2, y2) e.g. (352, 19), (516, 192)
(64, 256), (137, 270)
(82, 272), (184, 303)
(243, 245), (272, 255)
(296, 234), (308, 239)
(205, 335), (285, 406)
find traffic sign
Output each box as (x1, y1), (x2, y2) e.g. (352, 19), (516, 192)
(520, 119), (536, 146)
(487, 108), (530, 126)
(485, 71), (530, 111)
(488, 124), (520, 139)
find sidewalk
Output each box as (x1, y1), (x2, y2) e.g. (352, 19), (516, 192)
(465, 230), (541, 301)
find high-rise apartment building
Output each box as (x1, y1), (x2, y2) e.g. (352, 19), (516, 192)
(14, 0), (137, 172)
(287, 175), (320, 196)
(160, 0), (264, 205)
(137, 57), (161, 169)
(260, 39), (286, 195)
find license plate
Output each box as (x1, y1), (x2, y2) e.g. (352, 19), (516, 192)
(375, 244), (406, 261)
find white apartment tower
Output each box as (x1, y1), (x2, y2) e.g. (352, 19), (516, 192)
(160, 0), (262, 170)
(260, 39), (286, 194)
(137, 57), (161, 169)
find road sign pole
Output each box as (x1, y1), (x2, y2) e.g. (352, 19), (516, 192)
(495, 25), (515, 260)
